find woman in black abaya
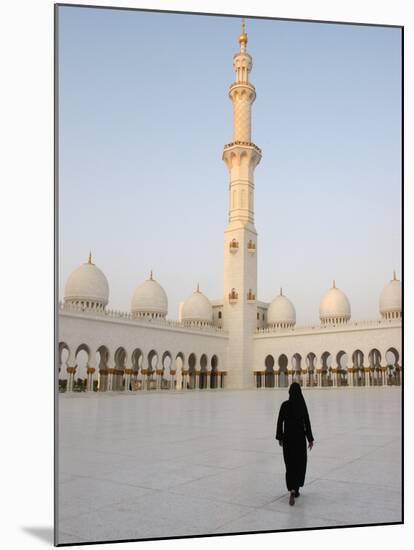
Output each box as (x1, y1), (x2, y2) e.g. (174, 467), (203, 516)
(276, 382), (314, 506)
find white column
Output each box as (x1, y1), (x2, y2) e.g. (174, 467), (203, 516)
(86, 356), (97, 392)
(107, 362), (114, 391)
(176, 369), (182, 390)
(93, 369), (99, 392)
(66, 367), (74, 392)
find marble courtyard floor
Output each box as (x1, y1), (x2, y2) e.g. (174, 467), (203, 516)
(57, 388), (402, 544)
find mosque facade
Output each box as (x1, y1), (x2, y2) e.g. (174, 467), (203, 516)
(58, 22), (402, 393)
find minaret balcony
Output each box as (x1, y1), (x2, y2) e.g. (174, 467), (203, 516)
(228, 82), (256, 102)
(229, 81), (255, 92)
(223, 141), (262, 155)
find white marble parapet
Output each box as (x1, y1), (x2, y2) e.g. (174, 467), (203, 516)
(58, 302), (227, 335)
(255, 318), (401, 337)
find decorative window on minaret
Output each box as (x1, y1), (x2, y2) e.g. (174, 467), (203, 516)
(229, 238), (239, 253)
(228, 288), (239, 302)
(247, 240), (256, 252)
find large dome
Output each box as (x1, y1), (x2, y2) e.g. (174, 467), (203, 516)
(267, 289), (296, 328)
(131, 272), (168, 318)
(64, 254), (109, 310)
(319, 281), (351, 325)
(379, 272), (401, 320)
(181, 285), (213, 326)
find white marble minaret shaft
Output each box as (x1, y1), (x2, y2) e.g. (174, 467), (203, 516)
(223, 21), (262, 389)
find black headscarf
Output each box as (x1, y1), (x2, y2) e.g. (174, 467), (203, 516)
(288, 382), (307, 419)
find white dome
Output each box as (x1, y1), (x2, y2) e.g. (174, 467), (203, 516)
(181, 286), (213, 325)
(319, 281), (351, 324)
(267, 289), (296, 327)
(64, 255), (109, 308)
(379, 273), (401, 319)
(131, 273), (168, 318)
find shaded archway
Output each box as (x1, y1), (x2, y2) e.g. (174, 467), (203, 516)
(188, 353), (197, 389)
(113, 347), (127, 391)
(368, 348), (382, 386)
(306, 353), (317, 387)
(352, 349), (365, 386)
(131, 348), (143, 390)
(265, 354), (275, 388)
(96, 346), (110, 391)
(147, 350), (159, 390)
(74, 344), (90, 392)
(385, 347), (400, 386)
(336, 351), (348, 386)
(199, 354), (208, 389)
(321, 352), (333, 387)
(278, 354), (288, 388)
(211, 355), (219, 389)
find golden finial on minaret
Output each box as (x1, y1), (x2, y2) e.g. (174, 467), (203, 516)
(239, 17), (248, 47)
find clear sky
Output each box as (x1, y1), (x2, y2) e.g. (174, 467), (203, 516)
(58, 6), (401, 324)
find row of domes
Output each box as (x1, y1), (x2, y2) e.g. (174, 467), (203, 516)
(64, 255), (402, 324)
(64, 255), (214, 324)
(267, 274), (401, 326)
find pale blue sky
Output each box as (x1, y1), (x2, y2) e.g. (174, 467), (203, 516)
(58, 6), (401, 324)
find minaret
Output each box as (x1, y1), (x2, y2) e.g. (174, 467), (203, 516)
(223, 19), (262, 389)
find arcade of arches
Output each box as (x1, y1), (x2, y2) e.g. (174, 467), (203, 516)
(58, 343), (225, 392)
(255, 348), (401, 388)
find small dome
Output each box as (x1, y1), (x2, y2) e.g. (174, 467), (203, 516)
(267, 289), (296, 328)
(131, 272), (168, 318)
(64, 253), (109, 309)
(320, 281), (351, 325)
(379, 272), (402, 319)
(181, 285), (213, 325)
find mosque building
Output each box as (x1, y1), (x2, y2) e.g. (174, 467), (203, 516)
(58, 21), (402, 393)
